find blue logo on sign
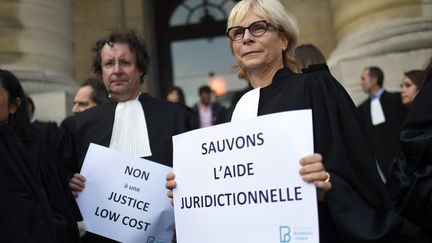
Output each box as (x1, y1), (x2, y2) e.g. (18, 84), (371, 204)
(146, 236), (169, 243)
(280, 226), (291, 242)
(146, 236), (155, 243)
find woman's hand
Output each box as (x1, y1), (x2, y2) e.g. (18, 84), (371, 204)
(166, 172), (176, 205)
(299, 153), (332, 201)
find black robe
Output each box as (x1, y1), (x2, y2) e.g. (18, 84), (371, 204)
(387, 77), (432, 241)
(0, 124), (81, 243)
(30, 120), (58, 148)
(217, 66), (427, 243)
(54, 94), (192, 243)
(357, 90), (407, 178)
(0, 125), (55, 242)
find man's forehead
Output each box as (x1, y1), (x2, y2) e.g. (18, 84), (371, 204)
(361, 69), (370, 77)
(101, 43), (133, 55)
(76, 85), (93, 98)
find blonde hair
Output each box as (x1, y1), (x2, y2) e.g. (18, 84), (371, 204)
(227, 0), (299, 77)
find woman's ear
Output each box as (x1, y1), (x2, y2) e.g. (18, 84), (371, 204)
(280, 36), (289, 51)
(9, 97), (21, 114)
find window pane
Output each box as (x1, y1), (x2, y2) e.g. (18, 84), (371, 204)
(171, 37), (247, 107)
(170, 0), (236, 26)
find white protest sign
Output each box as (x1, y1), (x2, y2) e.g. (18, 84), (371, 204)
(76, 143), (174, 243)
(173, 110), (319, 243)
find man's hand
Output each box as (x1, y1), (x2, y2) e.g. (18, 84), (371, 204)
(69, 173), (86, 198)
(166, 172), (176, 205)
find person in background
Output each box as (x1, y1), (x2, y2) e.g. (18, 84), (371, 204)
(166, 86), (186, 105)
(0, 69), (80, 243)
(72, 77), (112, 114)
(387, 56), (432, 242)
(166, 86), (196, 129)
(294, 43), (327, 72)
(167, 0), (427, 242)
(26, 95), (58, 147)
(192, 85), (225, 128)
(400, 70), (424, 107)
(357, 66), (407, 179)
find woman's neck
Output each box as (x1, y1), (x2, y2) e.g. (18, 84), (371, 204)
(247, 62), (284, 89)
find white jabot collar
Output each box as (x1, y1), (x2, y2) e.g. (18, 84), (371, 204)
(370, 98), (385, 126)
(231, 87), (261, 122)
(109, 94), (152, 157)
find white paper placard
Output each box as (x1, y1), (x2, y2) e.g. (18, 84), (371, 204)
(173, 110), (319, 243)
(76, 143), (174, 243)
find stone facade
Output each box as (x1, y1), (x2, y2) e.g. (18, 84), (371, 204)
(328, 0), (432, 104)
(0, 0), (75, 123)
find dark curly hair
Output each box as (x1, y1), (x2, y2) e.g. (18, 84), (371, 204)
(91, 28), (149, 84)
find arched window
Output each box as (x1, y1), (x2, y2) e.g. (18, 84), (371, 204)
(170, 0), (234, 26)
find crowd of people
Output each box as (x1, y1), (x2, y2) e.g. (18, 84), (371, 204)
(1, 0), (431, 242)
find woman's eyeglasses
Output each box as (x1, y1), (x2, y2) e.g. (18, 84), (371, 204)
(226, 20), (275, 41)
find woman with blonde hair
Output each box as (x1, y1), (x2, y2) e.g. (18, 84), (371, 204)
(168, 0), (427, 242)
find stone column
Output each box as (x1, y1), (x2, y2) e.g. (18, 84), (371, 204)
(328, 0), (432, 104)
(281, 0), (337, 58)
(0, 0), (75, 123)
(134, 0), (159, 95)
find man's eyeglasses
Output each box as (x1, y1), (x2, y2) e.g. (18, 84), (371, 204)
(226, 20), (275, 41)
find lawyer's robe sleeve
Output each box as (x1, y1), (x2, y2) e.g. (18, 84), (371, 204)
(53, 116), (79, 179)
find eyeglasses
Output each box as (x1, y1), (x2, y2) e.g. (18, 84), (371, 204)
(226, 20), (275, 41)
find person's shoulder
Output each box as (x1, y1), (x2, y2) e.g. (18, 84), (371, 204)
(82, 103), (115, 118)
(212, 101), (225, 110)
(297, 64), (343, 91)
(33, 120), (58, 130)
(140, 94), (181, 111)
(0, 123), (15, 137)
(381, 90), (404, 106)
(301, 64), (330, 74)
(382, 90), (397, 95)
(215, 106), (234, 125)
(299, 64), (333, 81)
(357, 99), (370, 110)
(62, 103), (115, 128)
(191, 103), (199, 110)
(383, 90), (402, 99)
(298, 65), (363, 107)
(140, 94), (191, 118)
